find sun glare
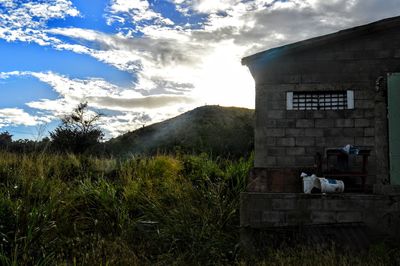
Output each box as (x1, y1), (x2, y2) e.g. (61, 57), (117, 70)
(193, 41), (255, 108)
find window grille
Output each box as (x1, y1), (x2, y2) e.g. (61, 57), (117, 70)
(286, 90), (354, 110)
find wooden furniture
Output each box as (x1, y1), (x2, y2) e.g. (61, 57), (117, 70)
(324, 148), (371, 192)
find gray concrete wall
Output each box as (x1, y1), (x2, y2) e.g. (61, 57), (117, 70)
(249, 27), (400, 186)
(240, 192), (400, 238)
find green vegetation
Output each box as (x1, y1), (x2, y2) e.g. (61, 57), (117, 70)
(0, 103), (103, 155)
(0, 151), (398, 265)
(106, 105), (254, 158)
(0, 104), (397, 265)
(0, 105), (398, 265)
(0, 151), (250, 265)
(0, 105), (254, 158)
(50, 102), (103, 154)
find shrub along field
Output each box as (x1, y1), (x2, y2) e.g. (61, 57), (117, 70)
(0, 151), (398, 265)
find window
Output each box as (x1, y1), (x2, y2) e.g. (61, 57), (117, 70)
(286, 90), (354, 110)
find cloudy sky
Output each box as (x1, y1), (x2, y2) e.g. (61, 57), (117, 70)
(0, 0), (399, 139)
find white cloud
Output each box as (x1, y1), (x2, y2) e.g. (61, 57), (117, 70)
(195, 0), (241, 13)
(0, 0), (79, 45)
(2, 0), (400, 137)
(0, 108), (49, 128)
(88, 95), (195, 110)
(47, 26), (206, 93)
(0, 70), (197, 137)
(23, 0), (79, 19)
(45, 0), (400, 113)
(1, 70), (196, 109)
(107, 0), (174, 25)
(99, 112), (146, 136)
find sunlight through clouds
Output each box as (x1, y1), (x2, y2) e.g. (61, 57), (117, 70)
(0, 70), (197, 137)
(1, 0), (400, 138)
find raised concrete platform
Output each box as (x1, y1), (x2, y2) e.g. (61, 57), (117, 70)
(240, 192), (400, 239)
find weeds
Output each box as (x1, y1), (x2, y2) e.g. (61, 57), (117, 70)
(0, 151), (397, 265)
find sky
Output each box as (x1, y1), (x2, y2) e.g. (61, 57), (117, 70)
(0, 0), (399, 140)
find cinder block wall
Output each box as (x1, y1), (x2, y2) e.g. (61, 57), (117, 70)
(240, 192), (400, 239)
(249, 27), (400, 186)
(255, 83), (379, 182)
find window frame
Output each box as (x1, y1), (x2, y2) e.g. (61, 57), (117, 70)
(286, 90), (354, 110)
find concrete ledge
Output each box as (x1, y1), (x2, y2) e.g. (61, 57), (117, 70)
(241, 222), (373, 251)
(373, 184), (400, 195)
(240, 192), (400, 239)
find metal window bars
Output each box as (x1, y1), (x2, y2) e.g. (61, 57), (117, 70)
(292, 91), (348, 110)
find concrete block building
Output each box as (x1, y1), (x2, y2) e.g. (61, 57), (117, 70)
(241, 16), (400, 241)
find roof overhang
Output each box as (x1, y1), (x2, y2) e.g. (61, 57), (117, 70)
(241, 16), (400, 66)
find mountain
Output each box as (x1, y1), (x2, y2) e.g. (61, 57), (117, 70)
(106, 105), (254, 157)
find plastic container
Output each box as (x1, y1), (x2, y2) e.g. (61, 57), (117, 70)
(314, 178), (344, 193)
(302, 173), (317, 194)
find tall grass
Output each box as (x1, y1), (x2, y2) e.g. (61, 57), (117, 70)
(0, 151), (398, 265)
(0, 151), (251, 265)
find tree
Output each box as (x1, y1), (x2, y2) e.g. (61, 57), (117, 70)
(50, 103), (104, 154)
(0, 131), (12, 150)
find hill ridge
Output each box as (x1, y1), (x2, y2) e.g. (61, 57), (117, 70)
(106, 105), (254, 157)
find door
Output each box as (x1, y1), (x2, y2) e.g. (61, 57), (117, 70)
(388, 73), (400, 185)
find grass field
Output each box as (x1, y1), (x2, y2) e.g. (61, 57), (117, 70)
(0, 151), (398, 265)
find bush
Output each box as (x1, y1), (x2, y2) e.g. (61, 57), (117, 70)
(50, 102), (103, 154)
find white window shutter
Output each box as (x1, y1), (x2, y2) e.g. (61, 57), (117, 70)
(347, 90), (354, 109)
(286, 92), (293, 110)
